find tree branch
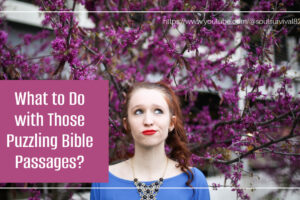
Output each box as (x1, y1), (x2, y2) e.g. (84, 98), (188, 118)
(262, 149), (300, 156)
(213, 114), (300, 165)
(257, 107), (300, 126)
(54, 0), (77, 76)
(191, 110), (300, 159)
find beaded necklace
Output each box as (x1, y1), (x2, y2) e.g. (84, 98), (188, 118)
(131, 157), (168, 200)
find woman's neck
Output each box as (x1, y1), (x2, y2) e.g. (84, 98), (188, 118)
(131, 143), (168, 181)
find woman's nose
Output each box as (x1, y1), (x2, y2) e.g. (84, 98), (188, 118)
(143, 112), (154, 126)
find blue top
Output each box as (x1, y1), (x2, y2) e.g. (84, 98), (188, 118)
(90, 167), (210, 200)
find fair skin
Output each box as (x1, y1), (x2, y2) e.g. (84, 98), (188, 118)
(109, 88), (183, 181)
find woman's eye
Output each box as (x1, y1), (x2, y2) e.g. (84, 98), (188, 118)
(134, 109), (143, 115)
(154, 109), (163, 114)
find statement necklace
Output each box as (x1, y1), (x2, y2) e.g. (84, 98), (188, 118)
(131, 157), (168, 200)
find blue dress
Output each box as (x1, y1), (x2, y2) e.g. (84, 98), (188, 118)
(90, 167), (210, 200)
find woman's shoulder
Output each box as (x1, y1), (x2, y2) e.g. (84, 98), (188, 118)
(109, 160), (126, 172)
(191, 167), (210, 199)
(190, 167), (209, 186)
(109, 159), (132, 180)
(191, 167), (206, 176)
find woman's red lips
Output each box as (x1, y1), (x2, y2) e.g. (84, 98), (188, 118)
(142, 130), (157, 135)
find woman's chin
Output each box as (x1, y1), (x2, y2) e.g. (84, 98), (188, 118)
(136, 139), (165, 148)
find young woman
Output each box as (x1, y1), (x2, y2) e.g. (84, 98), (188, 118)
(90, 82), (210, 200)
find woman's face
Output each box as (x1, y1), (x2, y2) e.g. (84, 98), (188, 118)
(125, 88), (175, 148)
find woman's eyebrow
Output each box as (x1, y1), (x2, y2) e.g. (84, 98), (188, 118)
(131, 104), (165, 110)
(152, 104), (165, 108)
(131, 104), (143, 110)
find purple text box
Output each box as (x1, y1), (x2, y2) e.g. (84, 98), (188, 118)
(0, 80), (108, 182)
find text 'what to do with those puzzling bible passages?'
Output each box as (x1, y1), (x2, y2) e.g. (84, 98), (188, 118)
(0, 81), (108, 182)
(11, 91), (91, 171)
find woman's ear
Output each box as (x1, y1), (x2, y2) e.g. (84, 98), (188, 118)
(123, 117), (128, 131)
(169, 115), (176, 132)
